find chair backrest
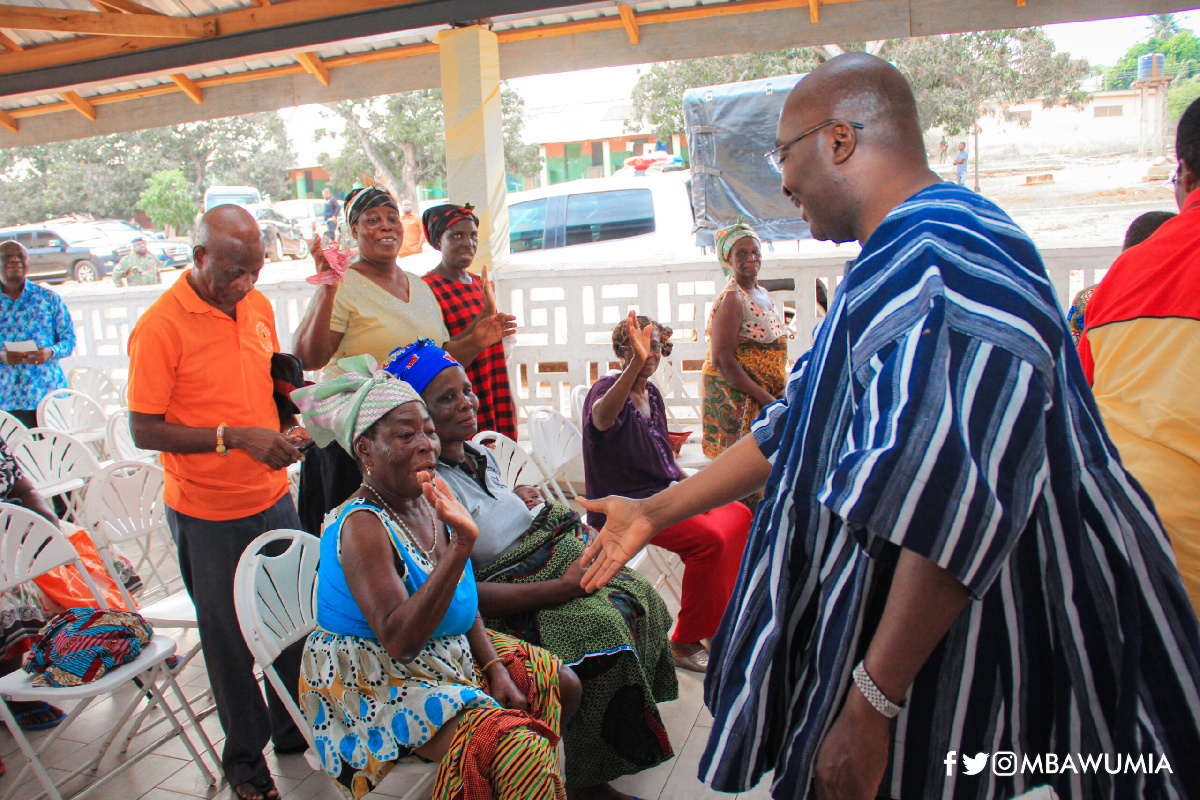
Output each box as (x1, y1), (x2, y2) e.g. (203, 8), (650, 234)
(84, 460), (172, 607)
(570, 385), (589, 424)
(526, 406), (583, 478)
(0, 502), (103, 598)
(9, 427), (102, 495)
(105, 409), (156, 463)
(37, 389), (107, 438)
(68, 367), (122, 410)
(234, 529), (321, 749)
(470, 430), (547, 490)
(654, 361), (691, 426)
(0, 410), (27, 446)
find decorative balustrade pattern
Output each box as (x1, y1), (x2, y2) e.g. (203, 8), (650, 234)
(57, 247), (1119, 422)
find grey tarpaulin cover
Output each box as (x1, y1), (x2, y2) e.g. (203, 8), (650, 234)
(684, 74), (812, 247)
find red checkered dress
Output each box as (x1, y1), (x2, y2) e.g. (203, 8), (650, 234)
(422, 272), (517, 439)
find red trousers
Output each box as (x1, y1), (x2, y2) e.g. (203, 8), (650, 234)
(653, 500), (752, 644)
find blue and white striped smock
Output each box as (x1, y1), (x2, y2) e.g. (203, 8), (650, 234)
(699, 183), (1200, 799)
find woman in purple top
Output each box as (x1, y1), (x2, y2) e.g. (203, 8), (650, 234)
(582, 311), (752, 673)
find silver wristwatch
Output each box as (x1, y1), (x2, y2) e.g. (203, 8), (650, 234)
(853, 661), (904, 719)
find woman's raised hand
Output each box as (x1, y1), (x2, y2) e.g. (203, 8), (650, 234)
(420, 472), (478, 547)
(480, 265), (498, 316)
(577, 495), (657, 592)
(309, 234), (328, 272)
(625, 309), (653, 364)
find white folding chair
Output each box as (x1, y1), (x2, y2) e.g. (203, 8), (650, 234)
(526, 406), (583, 504)
(569, 384), (589, 424)
(37, 389), (107, 451)
(9, 427), (102, 523)
(0, 409), (27, 446)
(655, 360), (700, 427)
(471, 430), (550, 493)
(67, 367), (122, 413)
(0, 502), (220, 800)
(233, 529), (437, 798)
(105, 409), (157, 464)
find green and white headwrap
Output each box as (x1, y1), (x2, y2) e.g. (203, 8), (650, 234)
(714, 217), (761, 271)
(290, 354), (423, 455)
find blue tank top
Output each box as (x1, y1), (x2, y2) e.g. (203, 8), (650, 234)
(316, 498), (478, 640)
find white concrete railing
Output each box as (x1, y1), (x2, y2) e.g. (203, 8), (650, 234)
(59, 246), (1120, 422)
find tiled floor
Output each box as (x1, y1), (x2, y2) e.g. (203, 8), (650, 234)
(0, 512), (777, 800)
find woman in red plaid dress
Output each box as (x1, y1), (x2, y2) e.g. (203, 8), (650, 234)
(421, 204), (518, 439)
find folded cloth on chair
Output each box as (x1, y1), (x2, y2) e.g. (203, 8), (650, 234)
(23, 608), (153, 687)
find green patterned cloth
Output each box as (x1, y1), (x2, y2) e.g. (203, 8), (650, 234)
(291, 354), (422, 454)
(477, 503), (678, 787)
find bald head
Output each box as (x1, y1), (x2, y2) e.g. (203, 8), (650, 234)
(781, 53), (927, 164)
(190, 204), (266, 314)
(773, 53), (939, 244)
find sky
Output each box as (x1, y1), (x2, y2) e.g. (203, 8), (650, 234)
(284, 11), (1200, 166)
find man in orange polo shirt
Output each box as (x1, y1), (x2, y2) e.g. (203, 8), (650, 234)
(128, 205), (310, 800)
(398, 197), (424, 257)
(1079, 97), (1200, 621)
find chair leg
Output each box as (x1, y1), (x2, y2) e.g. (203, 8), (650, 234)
(119, 639), (208, 753)
(0, 699), (68, 800)
(160, 666), (221, 782)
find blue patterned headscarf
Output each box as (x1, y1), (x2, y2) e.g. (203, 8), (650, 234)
(383, 340), (461, 395)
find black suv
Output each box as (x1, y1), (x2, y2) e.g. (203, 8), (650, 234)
(0, 225), (121, 282)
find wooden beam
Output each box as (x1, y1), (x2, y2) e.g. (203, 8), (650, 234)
(809, 0), (819, 23)
(0, 107), (15, 132)
(91, 0), (166, 16)
(170, 72), (201, 103)
(616, 3), (638, 44)
(294, 50), (329, 85)
(0, 6), (213, 38)
(60, 90), (96, 120)
(0, 28), (22, 50)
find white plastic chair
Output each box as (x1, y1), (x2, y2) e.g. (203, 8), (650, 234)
(655, 360), (699, 426)
(0, 502), (220, 800)
(570, 384), (589, 424)
(0, 409), (27, 445)
(233, 529), (437, 797)
(526, 406), (584, 504)
(36, 389), (107, 450)
(105, 409), (157, 464)
(471, 430), (550, 493)
(67, 366), (122, 413)
(9, 427), (102, 523)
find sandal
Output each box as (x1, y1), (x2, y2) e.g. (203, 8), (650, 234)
(3, 701), (67, 731)
(673, 649), (709, 673)
(233, 774), (280, 800)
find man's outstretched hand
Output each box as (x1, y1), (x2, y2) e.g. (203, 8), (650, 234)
(577, 495), (658, 592)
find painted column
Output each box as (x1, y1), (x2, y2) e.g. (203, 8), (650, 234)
(602, 140), (613, 177)
(437, 25), (510, 272)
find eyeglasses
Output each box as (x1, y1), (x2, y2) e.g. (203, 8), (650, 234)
(1171, 167), (1181, 187)
(764, 120), (864, 174)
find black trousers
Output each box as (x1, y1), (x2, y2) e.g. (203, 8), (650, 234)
(297, 440), (361, 536)
(6, 409), (37, 428)
(166, 493), (307, 787)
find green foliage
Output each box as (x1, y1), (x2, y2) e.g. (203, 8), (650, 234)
(320, 85), (541, 202)
(1105, 28), (1200, 90)
(136, 170), (197, 234)
(0, 112), (296, 229)
(628, 49), (821, 141)
(1169, 77), (1200, 129)
(884, 29), (1090, 135)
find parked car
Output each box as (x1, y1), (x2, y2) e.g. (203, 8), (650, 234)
(274, 198), (326, 239)
(0, 224), (121, 282)
(204, 185), (262, 211)
(505, 172), (701, 266)
(71, 221), (192, 269)
(244, 204), (308, 261)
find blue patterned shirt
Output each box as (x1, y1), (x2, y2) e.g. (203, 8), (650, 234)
(700, 184), (1200, 799)
(0, 280), (75, 410)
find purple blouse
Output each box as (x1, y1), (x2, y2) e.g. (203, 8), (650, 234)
(582, 375), (684, 528)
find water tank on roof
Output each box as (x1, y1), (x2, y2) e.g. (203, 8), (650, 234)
(1138, 53), (1166, 81)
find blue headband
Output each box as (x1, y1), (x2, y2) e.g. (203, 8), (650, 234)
(383, 339), (460, 395)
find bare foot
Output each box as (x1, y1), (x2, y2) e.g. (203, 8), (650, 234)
(233, 776), (280, 800)
(671, 641), (704, 658)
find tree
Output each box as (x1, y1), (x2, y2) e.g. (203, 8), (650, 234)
(1106, 29), (1200, 89)
(1150, 13), (1182, 42)
(884, 29), (1089, 189)
(136, 169), (197, 235)
(320, 85), (542, 201)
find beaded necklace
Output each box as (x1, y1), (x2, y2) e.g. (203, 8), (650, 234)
(362, 483), (438, 562)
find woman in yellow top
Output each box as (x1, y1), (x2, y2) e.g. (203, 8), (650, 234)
(292, 187), (515, 533)
(700, 220), (788, 459)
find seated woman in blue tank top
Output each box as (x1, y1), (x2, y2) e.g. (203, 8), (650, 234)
(292, 355), (581, 800)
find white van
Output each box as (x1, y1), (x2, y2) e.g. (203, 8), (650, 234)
(204, 185), (262, 211)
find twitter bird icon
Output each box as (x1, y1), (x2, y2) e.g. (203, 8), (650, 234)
(963, 753), (989, 775)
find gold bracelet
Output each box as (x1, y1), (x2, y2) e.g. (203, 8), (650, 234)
(215, 422), (229, 456)
(480, 657), (504, 675)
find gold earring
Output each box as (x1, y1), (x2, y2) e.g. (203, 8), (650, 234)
(365, 464), (372, 476)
